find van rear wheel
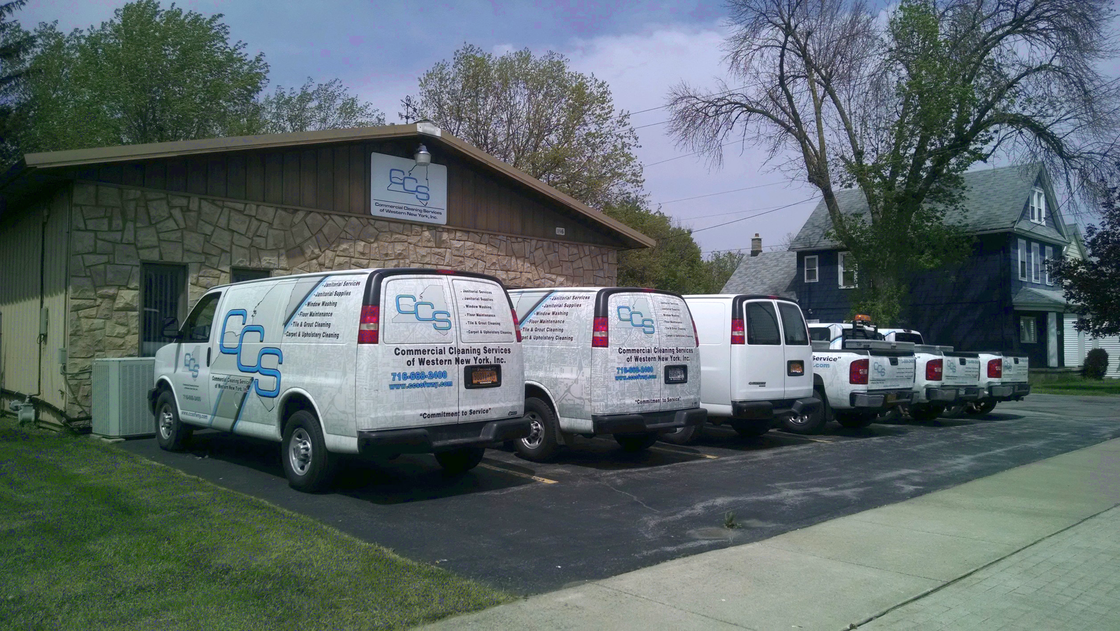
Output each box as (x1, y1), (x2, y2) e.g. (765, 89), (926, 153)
(660, 422), (703, 445)
(282, 410), (337, 493)
(615, 433), (658, 452)
(435, 447), (485, 475)
(516, 397), (560, 462)
(783, 389), (828, 434)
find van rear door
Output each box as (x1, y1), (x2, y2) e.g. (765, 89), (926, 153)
(776, 301), (813, 398)
(450, 276), (523, 423)
(740, 299), (786, 403)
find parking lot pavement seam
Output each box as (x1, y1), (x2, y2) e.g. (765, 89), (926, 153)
(476, 461), (559, 484)
(848, 499), (1120, 630)
(591, 582), (761, 631)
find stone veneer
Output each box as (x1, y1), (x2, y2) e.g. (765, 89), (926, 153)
(64, 182), (618, 417)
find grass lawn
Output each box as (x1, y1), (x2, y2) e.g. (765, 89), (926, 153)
(1029, 373), (1120, 396)
(0, 418), (512, 629)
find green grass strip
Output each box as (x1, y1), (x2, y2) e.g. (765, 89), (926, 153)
(0, 421), (512, 629)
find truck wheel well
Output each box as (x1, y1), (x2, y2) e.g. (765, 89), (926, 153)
(813, 374), (824, 388)
(281, 394), (316, 433)
(525, 384), (555, 415)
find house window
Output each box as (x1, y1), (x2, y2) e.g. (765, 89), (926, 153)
(231, 268), (271, 284)
(838, 252), (857, 289)
(1018, 238), (1027, 280)
(1029, 188), (1046, 224)
(1020, 316), (1037, 344)
(1044, 246), (1053, 286)
(140, 264), (187, 357)
(804, 255), (818, 283)
(1031, 242), (1040, 283)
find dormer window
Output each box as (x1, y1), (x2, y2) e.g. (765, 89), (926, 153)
(1029, 187), (1046, 224)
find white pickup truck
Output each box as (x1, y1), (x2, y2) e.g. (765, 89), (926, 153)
(880, 328), (982, 421)
(807, 319), (916, 430)
(964, 352), (1030, 415)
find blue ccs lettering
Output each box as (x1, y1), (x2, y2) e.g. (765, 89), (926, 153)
(617, 305), (655, 335)
(396, 295), (452, 331)
(183, 353), (200, 379)
(220, 309), (283, 398)
(387, 168), (430, 204)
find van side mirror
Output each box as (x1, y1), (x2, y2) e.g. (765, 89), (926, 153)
(161, 316), (183, 340)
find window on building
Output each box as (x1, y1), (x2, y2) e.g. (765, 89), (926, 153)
(231, 268), (271, 284)
(1044, 246), (1053, 285)
(140, 264), (187, 357)
(838, 251), (857, 289)
(1018, 238), (1027, 280)
(1029, 187), (1046, 224)
(745, 302), (782, 345)
(804, 255), (818, 283)
(1020, 316), (1037, 344)
(1031, 242), (1040, 283)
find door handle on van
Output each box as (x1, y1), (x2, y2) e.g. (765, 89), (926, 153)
(207, 347), (211, 367)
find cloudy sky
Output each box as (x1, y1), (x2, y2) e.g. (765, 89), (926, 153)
(18, 1), (1117, 254)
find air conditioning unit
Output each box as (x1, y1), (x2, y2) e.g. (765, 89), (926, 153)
(92, 358), (156, 437)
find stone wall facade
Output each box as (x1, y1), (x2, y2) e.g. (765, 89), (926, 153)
(64, 182), (618, 417)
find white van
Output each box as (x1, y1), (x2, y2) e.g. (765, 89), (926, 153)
(508, 287), (705, 461)
(675, 295), (820, 441)
(149, 268), (527, 492)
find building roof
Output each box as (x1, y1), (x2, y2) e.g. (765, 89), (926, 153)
(790, 164), (1068, 251)
(1013, 285), (1068, 311)
(720, 251), (798, 299)
(1, 122), (655, 249)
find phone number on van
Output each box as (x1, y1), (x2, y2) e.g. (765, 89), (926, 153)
(391, 371), (449, 381)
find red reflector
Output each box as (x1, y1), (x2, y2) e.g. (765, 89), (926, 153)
(511, 308), (522, 343)
(926, 358), (943, 381)
(731, 317), (745, 345)
(988, 358), (1002, 378)
(435, 269), (456, 274)
(850, 358), (869, 384)
(592, 316), (609, 348)
(358, 305), (379, 344)
(691, 317), (699, 347)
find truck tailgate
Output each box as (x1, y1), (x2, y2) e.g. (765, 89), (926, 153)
(1002, 356), (1029, 384)
(943, 353), (980, 387)
(869, 353), (916, 390)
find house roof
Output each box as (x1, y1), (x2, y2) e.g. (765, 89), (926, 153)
(1, 122), (655, 249)
(721, 251), (798, 299)
(790, 164), (1068, 251)
(1013, 285), (1068, 311)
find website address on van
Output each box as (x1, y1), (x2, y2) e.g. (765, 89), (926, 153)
(389, 380), (453, 390)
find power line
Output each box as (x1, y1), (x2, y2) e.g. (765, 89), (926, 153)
(659, 181), (790, 205)
(689, 197), (820, 234)
(645, 140), (742, 167)
(625, 84), (751, 118)
(684, 197), (815, 221)
(634, 119), (670, 130)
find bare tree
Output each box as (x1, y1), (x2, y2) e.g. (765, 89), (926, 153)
(669, 0), (1119, 322)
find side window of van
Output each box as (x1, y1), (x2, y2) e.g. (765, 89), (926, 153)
(745, 302), (781, 345)
(181, 292), (221, 342)
(513, 290), (551, 323)
(777, 303), (809, 345)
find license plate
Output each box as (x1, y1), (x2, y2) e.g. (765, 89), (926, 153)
(465, 365), (501, 388)
(665, 365), (687, 384)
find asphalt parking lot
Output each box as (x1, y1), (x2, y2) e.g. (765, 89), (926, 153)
(120, 394), (1120, 595)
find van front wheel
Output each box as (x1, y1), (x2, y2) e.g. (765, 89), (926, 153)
(154, 391), (192, 451)
(282, 410), (337, 493)
(615, 433), (658, 452)
(435, 447), (485, 475)
(516, 397), (560, 462)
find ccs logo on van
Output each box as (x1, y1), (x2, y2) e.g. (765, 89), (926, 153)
(396, 294), (453, 331)
(617, 305), (655, 335)
(220, 310), (284, 398)
(183, 353), (200, 379)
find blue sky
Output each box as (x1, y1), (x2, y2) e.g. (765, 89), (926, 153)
(19, 1), (1117, 254)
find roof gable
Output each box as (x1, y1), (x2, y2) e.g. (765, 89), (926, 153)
(790, 164), (1069, 250)
(721, 251), (798, 298)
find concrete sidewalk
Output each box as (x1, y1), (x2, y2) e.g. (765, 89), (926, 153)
(422, 438), (1120, 630)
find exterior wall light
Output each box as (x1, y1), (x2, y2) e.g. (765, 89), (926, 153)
(414, 144), (431, 167)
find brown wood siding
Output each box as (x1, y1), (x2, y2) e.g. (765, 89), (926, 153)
(69, 139), (623, 247)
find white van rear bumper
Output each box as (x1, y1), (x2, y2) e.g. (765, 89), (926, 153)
(591, 407), (706, 435)
(358, 418), (531, 455)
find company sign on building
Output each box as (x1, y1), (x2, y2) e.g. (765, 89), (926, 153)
(370, 151), (448, 225)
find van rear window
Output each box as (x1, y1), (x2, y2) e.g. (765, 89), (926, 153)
(777, 303), (809, 345)
(745, 302), (781, 345)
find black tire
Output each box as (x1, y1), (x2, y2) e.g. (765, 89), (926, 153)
(730, 419), (770, 438)
(943, 404), (967, 418)
(661, 422), (704, 445)
(281, 409), (337, 493)
(154, 390), (192, 451)
(516, 397), (560, 462)
(909, 404), (945, 422)
(435, 447), (486, 475)
(966, 400), (997, 416)
(835, 412), (875, 429)
(782, 389), (829, 434)
(615, 433), (658, 452)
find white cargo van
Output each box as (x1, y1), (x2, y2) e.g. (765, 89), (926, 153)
(672, 295), (820, 442)
(149, 268), (528, 492)
(508, 287), (705, 461)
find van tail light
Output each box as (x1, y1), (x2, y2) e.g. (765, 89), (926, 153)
(691, 317), (699, 347)
(987, 358), (1002, 378)
(731, 317), (745, 345)
(358, 305), (379, 344)
(511, 308), (522, 343)
(926, 358), (943, 381)
(850, 358), (869, 384)
(592, 317), (609, 348)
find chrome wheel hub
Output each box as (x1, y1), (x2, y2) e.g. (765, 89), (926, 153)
(289, 428), (313, 475)
(523, 413), (544, 449)
(159, 407), (174, 439)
